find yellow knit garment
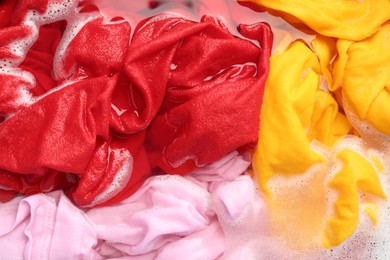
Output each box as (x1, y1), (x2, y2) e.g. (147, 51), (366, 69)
(253, 41), (387, 249)
(238, 0), (390, 41)
(332, 23), (390, 135)
(253, 41), (350, 191)
(324, 149), (387, 248)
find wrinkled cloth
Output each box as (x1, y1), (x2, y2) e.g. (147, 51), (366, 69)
(0, 191), (100, 260)
(186, 150), (251, 192)
(254, 41), (351, 187)
(253, 41), (387, 248)
(0, 0), (150, 207)
(238, 0), (390, 41)
(331, 23), (390, 136)
(131, 15), (272, 174)
(324, 148), (387, 248)
(87, 150), (253, 259)
(312, 24), (390, 136)
(0, 0), (271, 207)
(0, 151), (267, 259)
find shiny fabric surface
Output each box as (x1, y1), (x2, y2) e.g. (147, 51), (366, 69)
(1, 0), (390, 257)
(0, 0), (272, 207)
(129, 15), (273, 174)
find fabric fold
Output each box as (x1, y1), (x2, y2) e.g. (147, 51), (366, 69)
(141, 15), (273, 174)
(238, 0), (390, 41)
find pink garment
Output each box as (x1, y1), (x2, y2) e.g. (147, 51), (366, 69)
(186, 150), (251, 191)
(87, 150), (262, 259)
(87, 175), (225, 259)
(0, 151), (265, 259)
(0, 191), (100, 259)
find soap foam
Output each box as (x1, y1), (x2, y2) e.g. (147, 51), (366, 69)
(333, 101), (390, 259)
(89, 148), (134, 207)
(0, 69), (36, 123)
(1, 0), (388, 257)
(1, 0), (101, 121)
(6, 0), (81, 66)
(52, 8), (101, 79)
(248, 126), (389, 259)
(252, 108), (390, 258)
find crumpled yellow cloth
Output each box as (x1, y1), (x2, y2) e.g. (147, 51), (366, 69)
(331, 23), (390, 135)
(253, 41), (386, 248)
(254, 41), (351, 189)
(324, 149), (387, 248)
(238, 0), (390, 41)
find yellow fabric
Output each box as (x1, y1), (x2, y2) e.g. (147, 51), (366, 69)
(253, 41), (386, 249)
(363, 203), (379, 225)
(332, 23), (390, 135)
(238, 0), (390, 41)
(307, 91), (351, 146)
(324, 149), (387, 248)
(253, 40), (350, 190)
(311, 35), (336, 88)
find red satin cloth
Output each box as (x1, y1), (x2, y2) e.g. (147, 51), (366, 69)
(136, 16), (273, 174)
(0, 0), (272, 207)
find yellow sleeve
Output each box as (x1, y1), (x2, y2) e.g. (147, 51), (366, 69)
(238, 0), (390, 41)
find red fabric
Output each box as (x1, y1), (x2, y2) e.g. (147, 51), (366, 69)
(0, 76), (115, 175)
(125, 15), (273, 174)
(0, 2), (150, 206)
(0, 1), (272, 206)
(0, 0), (17, 29)
(12, 0), (49, 25)
(19, 21), (67, 96)
(62, 17), (131, 79)
(0, 25), (31, 61)
(71, 131), (151, 207)
(0, 74), (32, 114)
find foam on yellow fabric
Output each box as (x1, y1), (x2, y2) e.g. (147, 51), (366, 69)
(324, 149), (387, 248)
(253, 41), (350, 191)
(254, 40), (387, 249)
(238, 0), (390, 41)
(332, 23), (390, 135)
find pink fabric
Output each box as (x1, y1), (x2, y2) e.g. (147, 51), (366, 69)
(186, 150), (251, 191)
(0, 151), (264, 259)
(86, 151), (258, 259)
(0, 191), (100, 259)
(87, 175), (224, 258)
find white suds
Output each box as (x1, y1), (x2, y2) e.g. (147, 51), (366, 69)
(89, 148), (133, 207)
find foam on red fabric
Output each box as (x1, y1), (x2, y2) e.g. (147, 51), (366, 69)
(61, 17), (131, 79)
(0, 1), (149, 207)
(12, 0), (49, 25)
(19, 21), (67, 96)
(0, 1), (272, 207)
(0, 25), (31, 61)
(0, 74), (32, 114)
